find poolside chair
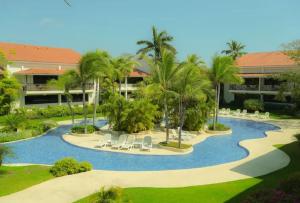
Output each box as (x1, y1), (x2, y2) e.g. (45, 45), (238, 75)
(241, 109), (247, 117)
(172, 129), (191, 141)
(121, 135), (135, 150)
(141, 136), (152, 151)
(260, 112), (270, 119)
(95, 133), (111, 148)
(111, 134), (128, 149)
(233, 109), (241, 116)
(250, 111), (260, 118)
(225, 108), (231, 115)
(219, 108), (226, 115)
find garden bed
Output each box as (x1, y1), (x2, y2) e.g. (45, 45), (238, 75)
(159, 141), (193, 153)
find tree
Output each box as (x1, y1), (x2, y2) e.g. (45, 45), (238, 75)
(77, 51), (107, 133)
(48, 70), (80, 126)
(282, 39), (300, 65)
(96, 187), (131, 203)
(209, 56), (243, 130)
(222, 40), (246, 60)
(0, 145), (14, 167)
(146, 50), (180, 142)
(173, 58), (212, 148)
(137, 26), (176, 62)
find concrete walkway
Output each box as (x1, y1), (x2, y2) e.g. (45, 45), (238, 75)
(0, 119), (299, 203)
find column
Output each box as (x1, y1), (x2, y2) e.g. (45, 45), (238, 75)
(58, 94), (62, 105)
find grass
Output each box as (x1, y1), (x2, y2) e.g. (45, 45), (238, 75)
(0, 165), (54, 197)
(76, 141), (300, 203)
(159, 141), (192, 149)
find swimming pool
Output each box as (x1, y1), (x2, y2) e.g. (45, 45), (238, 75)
(3, 117), (279, 171)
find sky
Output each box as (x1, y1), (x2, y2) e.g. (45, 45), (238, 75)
(1, 0), (300, 64)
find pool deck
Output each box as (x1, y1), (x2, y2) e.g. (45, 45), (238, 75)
(0, 117), (299, 203)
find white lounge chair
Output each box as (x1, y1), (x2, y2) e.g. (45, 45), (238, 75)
(141, 136), (152, 151)
(260, 112), (270, 119)
(172, 129), (191, 141)
(219, 108), (226, 115)
(225, 108), (231, 115)
(233, 109), (241, 116)
(250, 111), (260, 118)
(121, 135), (135, 150)
(111, 134), (128, 149)
(95, 133), (111, 148)
(241, 109), (247, 117)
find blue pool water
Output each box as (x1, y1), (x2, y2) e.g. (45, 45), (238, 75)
(3, 118), (279, 171)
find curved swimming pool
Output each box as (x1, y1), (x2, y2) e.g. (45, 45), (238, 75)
(3, 117), (279, 171)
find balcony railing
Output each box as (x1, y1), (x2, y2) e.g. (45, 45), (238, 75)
(260, 85), (281, 91)
(23, 83), (94, 92)
(229, 84), (259, 91)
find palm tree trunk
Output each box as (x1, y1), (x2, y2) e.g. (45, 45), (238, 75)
(93, 78), (99, 126)
(178, 97), (182, 149)
(164, 96), (169, 142)
(125, 77), (128, 100)
(213, 84), (218, 130)
(66, 93), (74, 126)
(82, 83), (87, 134)
(119, 80), (122, 96)
(216, 83), (221, 123)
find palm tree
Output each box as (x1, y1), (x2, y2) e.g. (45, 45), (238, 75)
(78, 51), (107, 133)
(137, 26), (176, 62)
(147, 50), (180, 142)
(0, 145), (14, 167)
(174, 58), (211, 148)
(111, 56), (137, 99)
(222, 40), (246, 60)
(48, 70), (80, 126)
(209, 55), (243, 130)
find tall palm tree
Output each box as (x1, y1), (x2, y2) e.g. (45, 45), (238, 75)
(174, 58), (212, 148)
(48, 70), (80, 126)
(137, 26), (176, 62)
(147, 50), (180, 142)
(222, 40), (246, 60)
(209, 55), (243, 130)
(78, 51), (107, 133)
(111, 56), (137, 99)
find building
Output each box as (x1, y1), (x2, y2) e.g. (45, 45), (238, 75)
(223, 51), (299, 106)
(0, 42), (148, 107)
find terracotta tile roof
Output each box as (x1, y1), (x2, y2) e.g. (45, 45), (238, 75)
(0, 42), (81, 64)
(15, 68), (68, 75)
(238, 73), (272, 77)
(236, 51), (297, 67)
(129, 69), (149, 77)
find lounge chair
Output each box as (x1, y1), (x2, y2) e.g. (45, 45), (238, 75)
(172, 129), (191, 141)
(260, 112), (270, 119)
(219, 108), (226, 115)
(241, 109), (247, 117)
(95, 133), (111, 148)
(111, 134), (128, 149)
(250, 111), (260, 118)
(233, 109), (241, 116)
(121, 135), (135, 150)
(225, 108), (231, 115)
(141, 136), (152, 151)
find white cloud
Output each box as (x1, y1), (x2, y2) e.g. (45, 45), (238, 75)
(39, 18), (63, 28)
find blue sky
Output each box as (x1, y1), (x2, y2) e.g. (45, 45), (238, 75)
(1, 0), (300, 63)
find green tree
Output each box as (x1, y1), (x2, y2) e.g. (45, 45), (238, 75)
(222, 40), (247, 60)
(77, 51), (107, 133)
(96, 187), (131, 203)
(146, 50), (180, 142)
(209, 56), (243, 130)
(282, 39), (300, 64)
(48, 70), (80, 126)
(173, 58), (212, 148)
(0, 145), (14, 167)
(137, 26), (176, 62)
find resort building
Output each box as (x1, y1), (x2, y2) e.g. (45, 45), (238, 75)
(223, 51), (299, 106)
(0, 42), (148, 107)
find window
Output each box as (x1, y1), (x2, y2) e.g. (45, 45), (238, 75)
(33, 75), (58, 84)
(25, 95), (58, 104)
(61, 94), (88, 103)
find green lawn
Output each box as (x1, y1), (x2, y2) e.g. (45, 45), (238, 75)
(0, 165), (54, 197)
(76, 142), (300, 203)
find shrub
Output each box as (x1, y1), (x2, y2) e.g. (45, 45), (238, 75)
(278, 173), (300, 198)
(71, 125), (99, 134)
(244, 99), (264, 112)
(3, 114), (25, 132)
(0, 145), (14, 166)
(208, 123), (230, 131)
(242, 189), (298, 203)
(50, 157), (92, 177)
(96, 187), (131, 203)
(295, 134), (300, 146)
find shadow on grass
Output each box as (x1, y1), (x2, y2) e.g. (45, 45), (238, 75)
(226, 142), (300, 203)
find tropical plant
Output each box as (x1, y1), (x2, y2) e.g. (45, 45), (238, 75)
(244, 99), (264, 112)
(3, 113), (25, 132)
(137, 26), (176, 62)
(0, 145), (14, 166)
(209, 55), (243, 130)
(282, 39), (300, 64)
(96, 187), (131, 203)
(48, 70), (80, 126)
(173, 58), (212, 147)
(222, 40), (247, 60)
(77, 51), (109, 133)
(146, 50), (181, 142)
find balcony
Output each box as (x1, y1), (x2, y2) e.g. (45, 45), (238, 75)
(23, 83), (94, 92)
(119, 84), (139, 91)
(229, 84), (259, 91)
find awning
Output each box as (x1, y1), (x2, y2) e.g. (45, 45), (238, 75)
(14, 68), (68, 75)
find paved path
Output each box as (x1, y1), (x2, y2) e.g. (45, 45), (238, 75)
(0, 119), (299, 203)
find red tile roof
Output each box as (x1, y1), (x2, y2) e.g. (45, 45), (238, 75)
(236, 51), (297, 67)
(0, 42), (81, 64)
(129, 69), (149, 77)
(15, 68), (68, 75)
